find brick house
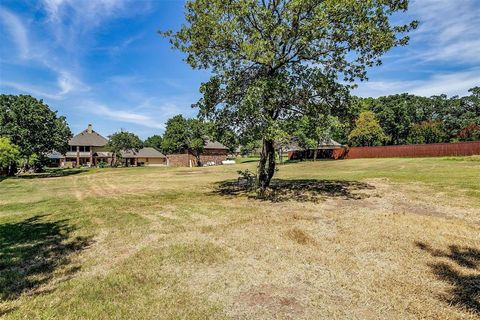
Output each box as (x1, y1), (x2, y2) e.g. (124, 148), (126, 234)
(167, 141), (229, 167)
(121, 147), (167, 166)
(52, 124), (227, 167)
(63, 124), (111, 167)
(287, 138), (345, 160)
(59, 124), (166, 167)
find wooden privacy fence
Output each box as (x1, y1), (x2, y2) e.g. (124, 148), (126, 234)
(341, 141), (480, 159)
(287, 141), (480, 160)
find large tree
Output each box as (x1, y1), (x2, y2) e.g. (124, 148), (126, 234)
(107, 131), (143, 166)
(0, 95), (72, 171)
(164, 0), (416, 192)
(348, 111), (387, 147)
(162, 115), (191, 154)
(144, 135), (163, 151)
(162, 115), (209, 165)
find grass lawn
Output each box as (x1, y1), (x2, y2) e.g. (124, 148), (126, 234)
(0, 157), (479, 319)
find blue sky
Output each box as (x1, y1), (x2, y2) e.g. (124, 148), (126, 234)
(1, 0), (479, 138)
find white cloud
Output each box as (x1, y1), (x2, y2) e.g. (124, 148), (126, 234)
(1, 81), (65, 100)
(355, 68), (480, 98)
(409, 0), (480, 64)
(43, 0), (126, 24)
(0, 6), (91, 98)
(82, 101), (164, 129)
(57, 71), (90, 95)
(0, 7), (29, 58)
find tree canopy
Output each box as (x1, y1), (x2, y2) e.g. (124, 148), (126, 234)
(165, 0), (417, 192)
(335, 87), (480, 146)
(107, 131), (143, 166)
(0, 137), (20, 176)
(161, 115), (209, 165)
(144, 135), (163, 151)
(0, 94), (72, 171)
(348, 111), (387, 147)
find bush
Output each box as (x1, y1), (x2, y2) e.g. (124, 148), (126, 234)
(348, 111), (388, 146)
(407, 121), (446, 144)
(0, 137), (20, 176)
(97, 161), (108, 168)
(457, 123), (480, 141)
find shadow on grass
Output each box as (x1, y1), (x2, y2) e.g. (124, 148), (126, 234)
(0, 215), (92, 302)
(15, 169), (88, 179)
(215, 179), (375, 202)
(416, 241), (480, 315)
(237, 159), (261, 164)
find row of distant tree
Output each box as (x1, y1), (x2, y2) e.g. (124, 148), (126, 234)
(1, 88), (480, 175)
(183, 87), (480, 153)
(342, 87), (480, 147)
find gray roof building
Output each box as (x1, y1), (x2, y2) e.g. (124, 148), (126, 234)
(121, 147), (166, 158)
(204, 140), (228, 150)
(68, 124), (108, 147)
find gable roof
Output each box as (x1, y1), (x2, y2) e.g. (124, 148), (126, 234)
(204, 140), (228, 150)
(69, 125), (108, 147)
(286, 138), (343, 151)
(121, 147), (166, 158)
(317, 138), (342, 148)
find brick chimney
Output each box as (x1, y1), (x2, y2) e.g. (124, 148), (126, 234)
(87, 124), (93, 133)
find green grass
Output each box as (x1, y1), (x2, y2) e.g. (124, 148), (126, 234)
(0, 157), (479, 319)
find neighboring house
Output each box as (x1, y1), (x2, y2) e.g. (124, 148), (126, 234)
(167, 140), (229, 167)
(63, 124), (111, 167)
(48, 124), (228, 167)
(121, 147), (167, 166)
(287, 138), (346, 160)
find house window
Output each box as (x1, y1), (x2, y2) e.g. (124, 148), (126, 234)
(85, 146), (90, 152)
(70, 146), (76, 152)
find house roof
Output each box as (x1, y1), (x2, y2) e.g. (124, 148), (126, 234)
(46, 150), (64, 159)
(287, 138), (343, 151)
(65, 151), (91, 157)
(121, 147), (166, 158)
(204, 140), (228, 150)
(69, 125), (108, 147)
(95, 152), (112, 157)
(317, 138), (342, 149)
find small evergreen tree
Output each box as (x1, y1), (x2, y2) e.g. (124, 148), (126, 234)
(348, 111), (388, 147)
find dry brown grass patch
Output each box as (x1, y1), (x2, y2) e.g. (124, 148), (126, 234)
(165, 241), (229, 265)
(285, 227), (316, 245)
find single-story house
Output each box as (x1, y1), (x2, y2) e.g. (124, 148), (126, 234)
(121, 147), (167, 166)
(287, 138), (346, 160)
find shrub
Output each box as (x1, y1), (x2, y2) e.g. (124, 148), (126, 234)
(407, 121), (446, 144)
(457, 123), (480, 141)
(348, 111), (388, 146)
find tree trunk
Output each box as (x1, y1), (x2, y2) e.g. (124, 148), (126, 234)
(196, 152), (201, 166)
(257, 138), (276, 195)
(7, 162), (17, 176)
(313, 143), (318, 161)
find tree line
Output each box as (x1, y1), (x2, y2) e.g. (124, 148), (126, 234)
(2, 84), (479, 176)
(343, 88), (480, 147)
